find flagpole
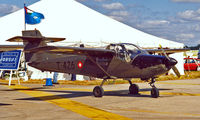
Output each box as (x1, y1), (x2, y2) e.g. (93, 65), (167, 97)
(24, 3), (26, 30)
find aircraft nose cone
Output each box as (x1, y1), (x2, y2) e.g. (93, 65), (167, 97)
(170, 58), (177, 66)
(164, 57), (177, 67)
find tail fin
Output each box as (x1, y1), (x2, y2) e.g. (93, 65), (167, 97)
(7, 29), (65, 62)
(22, 30), (46, 50)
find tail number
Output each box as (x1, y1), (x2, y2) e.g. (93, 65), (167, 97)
(63, 61), (75, 70)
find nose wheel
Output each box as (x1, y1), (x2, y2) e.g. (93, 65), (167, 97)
(149, 78), (159, 98)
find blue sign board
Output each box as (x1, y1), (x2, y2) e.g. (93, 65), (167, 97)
(0, 50), (22, 70)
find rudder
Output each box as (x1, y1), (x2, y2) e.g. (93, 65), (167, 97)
(7, 29), (65, 62)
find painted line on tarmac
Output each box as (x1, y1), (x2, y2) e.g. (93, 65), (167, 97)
(157, 82), (200, 86)
(140, 91), (200, 96)
(119, 108), (200, 117)
(6, 85), (132, 120)
(159, 92), (200, 96)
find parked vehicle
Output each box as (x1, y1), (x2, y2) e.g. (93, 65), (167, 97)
(184, 58), (200, 71)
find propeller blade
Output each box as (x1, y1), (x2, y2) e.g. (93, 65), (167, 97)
(159, 44), (181, 77)
(172, 66), (181, 77)
(159, 44), (170, 60)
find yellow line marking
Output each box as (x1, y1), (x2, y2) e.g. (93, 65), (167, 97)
(159, 92), (200, 96)
(140, 91), (200, 96)
(7, 85), (132, 120)
(121, 108), (200, 117)
(158, 82), (200, 86)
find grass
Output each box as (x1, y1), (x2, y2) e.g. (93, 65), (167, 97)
(157, 71), (200, 81)
(0, 71), (199, 85)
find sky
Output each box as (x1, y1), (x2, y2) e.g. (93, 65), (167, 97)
(0, 0), (200, 46)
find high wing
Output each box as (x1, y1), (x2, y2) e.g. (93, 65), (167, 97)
(27, 46), (115, 56)
(146, 48), (190, 54)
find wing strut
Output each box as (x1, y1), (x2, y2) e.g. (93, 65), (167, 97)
(86, 55), (113, 79)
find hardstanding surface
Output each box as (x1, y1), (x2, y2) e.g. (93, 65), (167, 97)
(1, 79), (200, 120)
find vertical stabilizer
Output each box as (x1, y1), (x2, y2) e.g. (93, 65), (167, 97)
(22, 30), (42, 37)
(22, 30), (47, 62)
(7, 29), (65, 62)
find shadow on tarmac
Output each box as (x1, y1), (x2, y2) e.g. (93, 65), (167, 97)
(13, 88), (172, 101)
(0, 103), (12, 106)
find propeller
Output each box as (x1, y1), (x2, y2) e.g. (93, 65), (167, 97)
(159, 45), (181, 77)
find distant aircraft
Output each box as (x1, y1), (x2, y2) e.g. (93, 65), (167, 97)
(4, 30), (188, 98)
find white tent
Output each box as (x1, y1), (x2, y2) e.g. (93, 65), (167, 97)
(0, 0), (184, 48)
(0, 0), (185, 79)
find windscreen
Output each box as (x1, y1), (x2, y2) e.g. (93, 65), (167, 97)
(122, 43), (148, 59)
(106, 43), (148, 61)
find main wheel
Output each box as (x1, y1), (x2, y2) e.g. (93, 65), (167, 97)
(129, 84), (139, 95)
(151, 87), (159, 98)
(93, 86), (104, 97)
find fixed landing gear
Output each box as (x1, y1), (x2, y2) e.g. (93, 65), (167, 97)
(128, 80), (139, 95)
(149, 78), (159, 98)
(93, 78), (159, 98)
(93, 86), (104, 97)
(93, 79), (106, 97)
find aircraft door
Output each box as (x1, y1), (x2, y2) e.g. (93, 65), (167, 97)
(115, 45), (131, 62)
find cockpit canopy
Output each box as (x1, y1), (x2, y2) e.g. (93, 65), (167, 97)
(106, 43), (148, 61)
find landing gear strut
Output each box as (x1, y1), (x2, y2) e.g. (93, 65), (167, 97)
(128, 80), (139, 95)
(93, 79), (106, 97)
(149, 78), (159, 98)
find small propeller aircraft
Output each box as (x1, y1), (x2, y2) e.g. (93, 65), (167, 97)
(2, 30), (189, 98)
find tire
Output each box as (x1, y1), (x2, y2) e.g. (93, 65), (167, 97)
(129, 84), (139, 95)
(151, 87), (159, 98)
(93, 86), (104, 97)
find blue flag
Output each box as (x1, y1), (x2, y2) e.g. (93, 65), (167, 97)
(24, 6), (45, 25)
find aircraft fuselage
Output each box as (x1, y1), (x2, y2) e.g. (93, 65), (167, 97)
(28, 52), (175, 80)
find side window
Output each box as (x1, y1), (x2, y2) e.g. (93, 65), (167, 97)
(191, 60), (195, 63)
(188, 59), (195, 63)
(184, 59), (187, 63)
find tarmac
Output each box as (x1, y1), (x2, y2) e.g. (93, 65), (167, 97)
(1, 78), (200, 120)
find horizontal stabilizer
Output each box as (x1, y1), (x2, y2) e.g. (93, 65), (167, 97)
(7, 36), (65, 43)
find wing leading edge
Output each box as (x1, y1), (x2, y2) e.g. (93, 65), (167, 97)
(26, 46), (115, 57)
(146, 48), (190, 54)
